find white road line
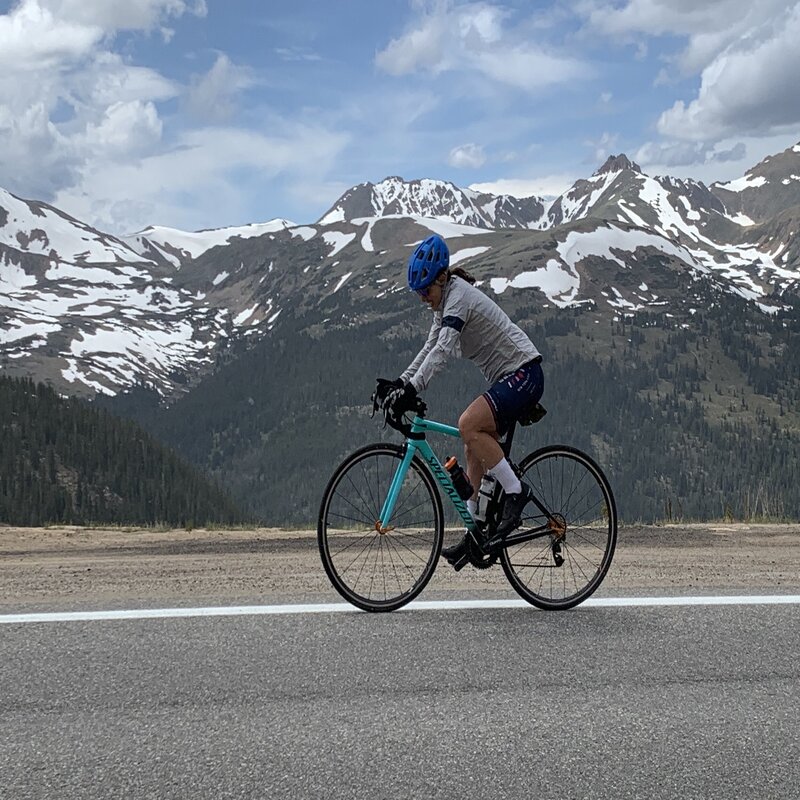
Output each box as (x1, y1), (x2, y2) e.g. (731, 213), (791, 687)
(1, 595), (799, 624)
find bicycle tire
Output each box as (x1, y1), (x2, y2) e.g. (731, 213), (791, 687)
(500, 444), (617, 610)
(318, 443), (444, 612)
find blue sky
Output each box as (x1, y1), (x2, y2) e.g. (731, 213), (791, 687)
(1, 0), (799, 234)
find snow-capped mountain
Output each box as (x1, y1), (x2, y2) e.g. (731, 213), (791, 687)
(318, 176), (549, 229)
(2, 141), (800, 397)
(0, 188), (300, 393)
(0, 187), (150, 265)
(712, 142), (800, 224)
(524, 149), (799, 305)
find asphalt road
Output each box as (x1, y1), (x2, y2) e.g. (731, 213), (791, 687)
(1, 602), (798, 800)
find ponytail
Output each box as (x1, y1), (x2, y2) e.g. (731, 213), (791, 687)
(448, 267), (476, 285)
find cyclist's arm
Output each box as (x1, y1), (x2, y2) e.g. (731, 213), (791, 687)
(400, 316), (441, 383)
(404, 315), (464, 392)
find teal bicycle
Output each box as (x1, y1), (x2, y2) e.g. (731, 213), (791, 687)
(318, 383), (617, 612)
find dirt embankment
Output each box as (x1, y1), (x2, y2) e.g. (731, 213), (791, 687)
(1, 524), (799, 612)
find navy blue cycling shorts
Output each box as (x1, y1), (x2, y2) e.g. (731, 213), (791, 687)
(483, 358), (544, 436)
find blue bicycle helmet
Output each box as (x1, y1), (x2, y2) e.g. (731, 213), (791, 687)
(407, 234), (449, 292)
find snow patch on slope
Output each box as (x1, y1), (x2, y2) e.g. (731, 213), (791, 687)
(558, 224), (696, 270)
(717, 175), (767, 192)
(0, 255), (37, 289)
(125, 219), (294, 262)
(450, 246), (490, 264)
(491, 259), (579, 307)
(321, 231), (356, 257)
(290, 226), (316, 242)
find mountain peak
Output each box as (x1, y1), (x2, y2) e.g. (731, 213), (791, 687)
(595, 154), (641, 176)
(316, 175), (547, 229)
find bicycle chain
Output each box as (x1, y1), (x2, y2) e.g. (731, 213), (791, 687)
(468, 539), (498, 570)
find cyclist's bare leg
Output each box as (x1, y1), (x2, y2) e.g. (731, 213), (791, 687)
(458, 396), (502, 495)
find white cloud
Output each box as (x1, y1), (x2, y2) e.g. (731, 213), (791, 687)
(448, 143), (486, 168)
(585, 131), (619, 164)
(275, 47), (322, 62)
(376, 1), (589, 91)
(578, 0), (790, 73)
(633, 133), (799, 186)
(0, 0), (311, 234)
(0, 0), (207, 70)
(185, 54), (255, 122)
(634, 139), (749, 170)
(0, 0), (192, 202)
(86, 54), (179, 106)
(657, 3), (800, 141)
(54, 124), (350, 233)
(0, 40), (179, 201)
(635, 140), (709, 167)
(578, 0), (800, 172)
(0, 0), (102, 70)
(39, 0), (207, 35)
(84, 100), (163, 156)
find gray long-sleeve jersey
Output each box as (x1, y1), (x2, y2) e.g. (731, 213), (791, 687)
(401, 276), (541, 392)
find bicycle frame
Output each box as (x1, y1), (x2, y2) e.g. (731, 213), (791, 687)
(377, 413), (560, 548)
(378, 415), (479, 534)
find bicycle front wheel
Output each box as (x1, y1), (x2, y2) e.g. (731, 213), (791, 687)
(318, 443), (444, 612)
(501, 445), (617, 610)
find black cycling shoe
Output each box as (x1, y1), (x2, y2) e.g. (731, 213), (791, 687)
(441, 534), (471, 572)
(496, 484), (533, 537)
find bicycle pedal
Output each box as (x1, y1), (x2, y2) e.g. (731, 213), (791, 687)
(449, 551), (470, 572)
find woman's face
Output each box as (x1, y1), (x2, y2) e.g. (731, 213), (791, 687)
(417, 275), (446, 311)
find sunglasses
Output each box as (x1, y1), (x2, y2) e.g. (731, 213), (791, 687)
(416, 283), (440, 298)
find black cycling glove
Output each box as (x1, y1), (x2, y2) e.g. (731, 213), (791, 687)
(385, 381), (417, 413)
(373, 377), (404, 408)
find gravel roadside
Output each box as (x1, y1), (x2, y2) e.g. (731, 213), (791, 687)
(1, 523), (799, 612)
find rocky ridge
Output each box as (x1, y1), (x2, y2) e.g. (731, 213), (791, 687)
(1, 141), (799, 396)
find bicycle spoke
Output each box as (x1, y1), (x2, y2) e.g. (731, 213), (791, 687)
(385, 534), (420, 586)
(345, 470), (379, 522)
(346, 535), (378, 591)
(326, 510), (375, 529)
(501, 447), (616, 609)
(335, 482), (379, 526)
(320, 446), (442, 610)
(328, 530), (376, 560)
(389, 533), (433, 565)
(390, 495), (435, 525)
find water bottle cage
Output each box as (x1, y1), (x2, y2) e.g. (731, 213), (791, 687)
(474, 477), (500, 525)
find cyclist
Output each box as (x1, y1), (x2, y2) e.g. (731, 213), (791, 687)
(381, 233), (544, 567)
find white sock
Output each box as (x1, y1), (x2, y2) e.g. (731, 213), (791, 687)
(489, 458), (522, 495)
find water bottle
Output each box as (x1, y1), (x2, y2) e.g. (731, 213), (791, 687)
(474, 475), (497, 522)
(444, 456), (473, 501)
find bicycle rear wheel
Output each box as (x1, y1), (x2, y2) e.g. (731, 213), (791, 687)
(318, 443), (444, 612)
(500, 445), (617, 610)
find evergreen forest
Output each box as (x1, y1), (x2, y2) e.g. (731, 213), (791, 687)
(0, 375), (241, 526)
(101, 284), (800, 526)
